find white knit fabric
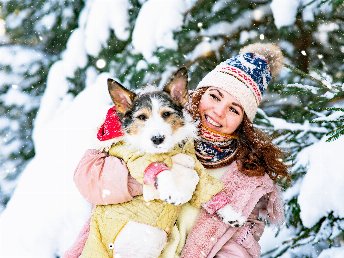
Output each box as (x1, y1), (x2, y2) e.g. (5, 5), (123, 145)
(197, 71), (258, 121)
(113, 221), (167, 258)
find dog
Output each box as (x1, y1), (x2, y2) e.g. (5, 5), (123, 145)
(106, 67), (201, 205)
(107, 67), (196, 155)
(80, 68), (208, 258)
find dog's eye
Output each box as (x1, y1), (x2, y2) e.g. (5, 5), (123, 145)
(137, 114), (147, 121)
(162, 111), (172, 118)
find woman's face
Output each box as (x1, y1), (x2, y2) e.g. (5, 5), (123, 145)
(198, 87), (244, 134)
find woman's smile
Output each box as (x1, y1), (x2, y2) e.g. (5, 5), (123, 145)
(204, 114), (222, 128)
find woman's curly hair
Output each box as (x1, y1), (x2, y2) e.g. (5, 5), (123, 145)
(235, 114), (290, 183)
(188, 87), (290, 184)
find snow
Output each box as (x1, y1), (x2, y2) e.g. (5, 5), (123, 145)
(0, 87), (33, 107)
(136, 59), (148, 71)
(62, 28), (88, 72)
(283, 178), (302, 200)
(301, 0), (332, 22)
(0, 46), (45, 75)
(315, 23), (340, 47)
(309, 70), (333, 90)
(271, 0), (332, 28)
(239, 30), (258, 44)
(313, 110), (344, 122)
(269, 117), (327, 133)
(202, 21), (236, 37)
(0, 72), (112, 257)
(35, 13), (57, 31)
(84, 0), (130, 56)
(0, 45), (46, 206)
(202, 5), (271, 37)
(285, 83), (319, 94)
(270, 0), (299, 29)
(297, 136), (344, 228)
(132, 0), (194, 61)
(260, 225), (293, 256)
(318, 246), (344, 258)
(6, 9), (30, 29)
(33, 0), (132, 140)
(212, 0), (233, 13)
(186, 39), (224, 61)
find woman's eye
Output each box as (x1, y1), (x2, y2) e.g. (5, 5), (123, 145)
(229, 107), (239, 115)
(137, 114), (147, 121)
(162, 111), (172, 118)
(210, 94), (220, 101)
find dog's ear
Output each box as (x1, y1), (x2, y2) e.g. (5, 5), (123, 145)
(163, 67), (188, 106)
(108, 78), (136, 114)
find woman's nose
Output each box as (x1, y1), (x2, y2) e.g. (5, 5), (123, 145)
(213, 104), (226, 118)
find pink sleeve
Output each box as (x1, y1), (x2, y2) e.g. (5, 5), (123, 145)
(143, 162), (169, 185)
(214, 209), (264, 258)
(63, 218), (91, 258)
(214, 240), (252, 258)
(74, 149), (142, 205)
(202, 191), (230, 214)
(266, 185), (285, 225)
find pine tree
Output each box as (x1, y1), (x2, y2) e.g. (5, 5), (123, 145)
(0, 0), (84, 209)
(0, 0), (343, 256)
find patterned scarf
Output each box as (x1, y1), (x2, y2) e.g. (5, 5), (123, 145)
(195, 125), (238, 169)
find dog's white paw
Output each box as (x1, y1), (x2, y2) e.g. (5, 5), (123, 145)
(143, 184), (160, 202)
(171, 153), (195, 169)
(217, 204), (246, 227)
(157, 168), (199, 205)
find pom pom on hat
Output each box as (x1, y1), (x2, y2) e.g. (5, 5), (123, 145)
(239, 43), (284, 78)
(196, 42), (284, 121)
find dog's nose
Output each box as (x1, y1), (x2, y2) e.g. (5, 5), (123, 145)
(151, 135), (165, 145)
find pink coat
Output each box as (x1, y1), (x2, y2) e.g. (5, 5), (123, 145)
(65, 151), (284, 258)
(181, 162), (284, 258)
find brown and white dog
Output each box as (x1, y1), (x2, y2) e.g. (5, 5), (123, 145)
(107, 67), (199, 205)
(107, 67), (196, 154)
(102, 68), (199, 258)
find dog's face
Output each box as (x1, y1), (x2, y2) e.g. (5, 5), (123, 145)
(108, 67), (196, 153)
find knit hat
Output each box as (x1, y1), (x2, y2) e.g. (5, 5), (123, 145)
(97, 106), (124, 141)
(196, 43), (283, 121)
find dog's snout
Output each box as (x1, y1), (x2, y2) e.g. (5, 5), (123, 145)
(151, 135), (165, 145)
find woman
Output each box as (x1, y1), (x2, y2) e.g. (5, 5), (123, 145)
(65, 42), (289, 258)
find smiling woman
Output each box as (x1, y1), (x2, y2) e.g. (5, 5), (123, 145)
(199, 87), (244, 135)
(64, 43), (290, 258)
(166, 43), (290, 258)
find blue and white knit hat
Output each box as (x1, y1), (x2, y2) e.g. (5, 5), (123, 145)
(196, 43), (284, 121)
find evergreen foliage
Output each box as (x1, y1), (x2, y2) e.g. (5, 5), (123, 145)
(0, 0), (343, 256)
(0, 0), (84, 209)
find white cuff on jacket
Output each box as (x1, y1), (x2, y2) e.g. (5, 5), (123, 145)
(217, 204), (246, 227)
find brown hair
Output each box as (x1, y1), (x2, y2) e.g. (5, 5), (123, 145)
(235, 114), (290, 183)
(188, 87), (290, 184)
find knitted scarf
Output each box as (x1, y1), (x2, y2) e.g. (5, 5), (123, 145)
(194, 125), (238, 169)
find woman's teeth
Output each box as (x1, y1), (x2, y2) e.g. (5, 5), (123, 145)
(206, 115), (221, 127)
